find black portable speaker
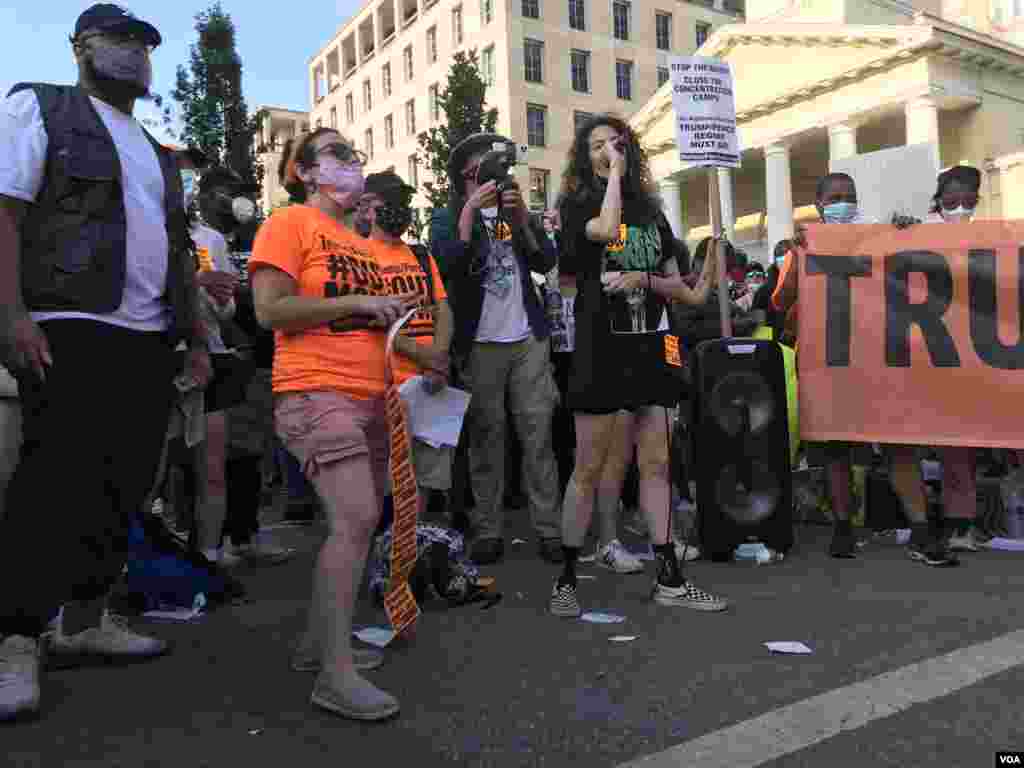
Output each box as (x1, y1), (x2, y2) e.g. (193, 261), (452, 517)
(690, 338), (793, 560)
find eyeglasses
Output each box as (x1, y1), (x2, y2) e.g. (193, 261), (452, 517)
(317, 143), (368, 167)
(76, 31), (154, 54)
(940, 195), (979, 210)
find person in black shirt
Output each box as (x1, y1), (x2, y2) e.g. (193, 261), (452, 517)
(549, 114), (729, 618)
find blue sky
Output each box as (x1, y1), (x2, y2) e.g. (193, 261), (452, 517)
(0, 1), (356, 141)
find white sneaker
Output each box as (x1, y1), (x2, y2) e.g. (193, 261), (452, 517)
(0, 635), (41, 720)
(948, 528), (982, 553)
(596, 539), (644, 574)
(49, 611), (168, 662)
(673, 537), (701, 562)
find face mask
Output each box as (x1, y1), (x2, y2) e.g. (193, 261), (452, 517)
(90, 44), (152, 91)
(316, 156), (365, 208)
(480, 206), (498, 219)
(232, 197), (256, 224)
(181, 170), (198, 208)
(376, 202), (413, 237)
(940, 206), (975, 223)
(822, 202), (859, 224)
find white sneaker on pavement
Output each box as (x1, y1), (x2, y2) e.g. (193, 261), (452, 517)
(0, 635), (41, 720)
(49, 610), (168, 664)
(596, 539), (644, 574)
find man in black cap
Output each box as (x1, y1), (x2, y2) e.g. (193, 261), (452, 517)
(429, 133), (562, 565)
(0, 4), (211, 720)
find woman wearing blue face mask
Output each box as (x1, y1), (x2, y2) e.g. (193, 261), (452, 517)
(773, 173), (956, 565)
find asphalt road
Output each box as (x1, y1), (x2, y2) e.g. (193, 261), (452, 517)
(4, 520), (1024, 768)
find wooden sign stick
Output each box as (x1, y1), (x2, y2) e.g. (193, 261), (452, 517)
(708, 168), (732, 338)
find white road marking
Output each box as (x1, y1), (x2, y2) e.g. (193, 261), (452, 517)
(619, 628), (1024, 768)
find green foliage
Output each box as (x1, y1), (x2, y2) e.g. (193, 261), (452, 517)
(415, 49), (498, 217)
(171, 3), (262, 197)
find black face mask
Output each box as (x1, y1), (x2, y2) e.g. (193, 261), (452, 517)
(376, 202), (413, 237)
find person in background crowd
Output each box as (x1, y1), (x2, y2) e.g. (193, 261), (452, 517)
(0, 4), (213, 721)
(551, 114), (727, 618)
(251, 128), (416, 721)
(751, 240), (788, 341)
(358, 170), (455, 524)
(429, 133), (562, 566)
(777, 172), (957, 566)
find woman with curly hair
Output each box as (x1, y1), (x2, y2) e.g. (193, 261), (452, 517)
(549, 114), (729, 618)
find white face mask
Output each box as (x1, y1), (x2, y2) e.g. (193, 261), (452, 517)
(480, 206), (498, 219)
(940, 206), (975, 223)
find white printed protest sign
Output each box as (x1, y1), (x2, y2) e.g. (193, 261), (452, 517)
(670, 56), (739, 168)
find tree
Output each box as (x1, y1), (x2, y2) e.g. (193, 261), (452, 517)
(172, 3), (263, 197)
(415, 49), (498, 217)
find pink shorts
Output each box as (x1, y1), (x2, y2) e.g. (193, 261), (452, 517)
(274, 390), (389, 487)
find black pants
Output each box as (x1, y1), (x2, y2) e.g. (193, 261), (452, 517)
(551, 351), (575, 498)
(224, 453), (261, 545)
(0, 320), (175, 637)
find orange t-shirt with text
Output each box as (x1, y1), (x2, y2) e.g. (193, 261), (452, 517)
(249, 205), (447, 399)
(373, 240), (448, 387)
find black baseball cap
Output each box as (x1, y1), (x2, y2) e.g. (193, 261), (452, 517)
(74, 4), (162, 47)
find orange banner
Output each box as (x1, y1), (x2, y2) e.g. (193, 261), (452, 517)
(383, 310), (421, 636)
(798, 221), (1024, 449)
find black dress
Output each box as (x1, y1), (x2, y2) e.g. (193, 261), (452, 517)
(562, 196), (680, 414)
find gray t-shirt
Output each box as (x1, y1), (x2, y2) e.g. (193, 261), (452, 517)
(474, 210), (531, 343)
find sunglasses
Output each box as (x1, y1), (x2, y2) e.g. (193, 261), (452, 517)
(77, 30), (155, 54)
(317, 142), (368, 166)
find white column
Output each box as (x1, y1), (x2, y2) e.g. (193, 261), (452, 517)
(659, 178), (684, 239)
(828, 122), (858, 168)
(765, 142), (794, 250)
(905, 96), (941, 175)
(716, 167), (736, 243)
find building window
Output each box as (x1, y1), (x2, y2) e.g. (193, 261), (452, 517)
(452, 5), (463, 44)
(573, 110), (593, 135)
(522, 0), (540, 17)
(657, 66), (670, 88)
(385, 114), (395, 148)
(482, 45), (496, 86)
(568, 0), (585, 30)
(529, 168), (549, 211)
(345, 93), (355, 123)
(524, 39), (544, 83)
(429, 83), (440, 122)
(404, 45), (414, 81)
(363, 79), (372, 112)
(570, 49), (590, 93)
(405, 99), (416, 136)
(481, 0), (494, 24)
(408, 155), (419, 186)
(382, 63), (392, 97)
(613, 1), (630, 40)
(656, 11), (671, 50)
(526, 103), (546, 147)
(427, 26), (438, 63)
(696, 21), (710, 47)
(615, 60), (632, 100)
(330, 106), (338, 129)
(365, 128), (374, 160)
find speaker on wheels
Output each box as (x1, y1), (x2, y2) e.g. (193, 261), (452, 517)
(690, 338), (793, 561)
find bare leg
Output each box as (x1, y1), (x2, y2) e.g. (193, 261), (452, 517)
(595, 411), (636, 546)
(635, 406), (671, 547)
(197, 411), (229, 554)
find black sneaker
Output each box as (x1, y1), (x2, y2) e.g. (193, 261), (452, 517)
(907, 540), (959, 567)
(549, 581), (582, 617)
(829, 528), (858, 558)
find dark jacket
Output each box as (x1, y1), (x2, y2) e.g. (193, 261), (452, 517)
(10, 83), (198, 346)
(429, 204), (556, 359)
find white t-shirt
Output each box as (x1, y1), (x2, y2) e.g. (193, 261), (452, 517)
(474, 212), (531, 344)
(0, 90), (170, 331)
(192, 222), (236, 355)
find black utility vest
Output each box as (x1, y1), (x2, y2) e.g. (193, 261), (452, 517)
(9, 83), (197, 345)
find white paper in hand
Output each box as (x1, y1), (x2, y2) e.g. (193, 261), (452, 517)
(398, 377), (471, 448)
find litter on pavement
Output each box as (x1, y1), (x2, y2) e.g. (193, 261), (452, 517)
(354, 626), (396, 648)
(580, 612), (626, 624)
(765, 641), (813, 654)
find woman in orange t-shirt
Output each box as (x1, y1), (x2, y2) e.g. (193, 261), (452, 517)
(249, 128), (417, 722)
